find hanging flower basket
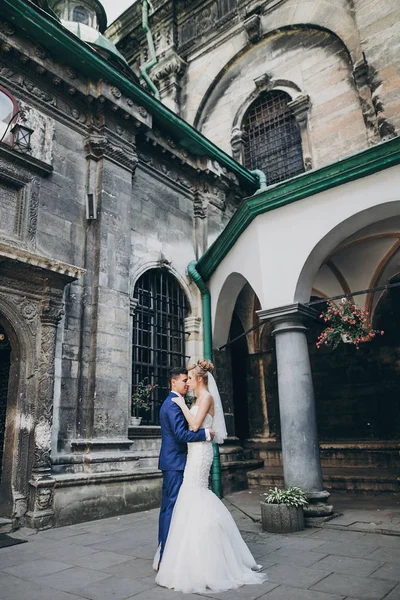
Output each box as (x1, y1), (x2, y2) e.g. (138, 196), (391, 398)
(316, 299), (384, 350)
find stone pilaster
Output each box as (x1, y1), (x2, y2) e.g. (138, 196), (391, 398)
(26, 296), (63, 530)
(288, 95), (313, 171)
(75, 133), (138, 444)
(258, 303), (333, 518)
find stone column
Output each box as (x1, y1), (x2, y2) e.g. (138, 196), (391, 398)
(26, 296), (63, 530)
(258, 303), (333, 518)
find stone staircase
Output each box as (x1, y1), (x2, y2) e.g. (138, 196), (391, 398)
(246, 440), (400, 493)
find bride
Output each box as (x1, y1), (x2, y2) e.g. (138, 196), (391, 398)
(154, 359), (267, 594)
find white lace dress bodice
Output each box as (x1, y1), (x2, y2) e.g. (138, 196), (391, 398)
(182, 405), (213, 489)
(154, 405), (267, 594)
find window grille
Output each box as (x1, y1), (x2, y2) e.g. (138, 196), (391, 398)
(132, 269), (188, 425)
(243, 90), (304, 185)
(73, 6), (89, 24)
(218, 0), (237, 18)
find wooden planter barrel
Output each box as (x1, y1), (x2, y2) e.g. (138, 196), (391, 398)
(261, 502), (305, 533)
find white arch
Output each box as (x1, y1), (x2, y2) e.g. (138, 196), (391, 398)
(295, 201), (400, 304)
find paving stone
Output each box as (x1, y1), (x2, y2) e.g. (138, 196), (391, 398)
(314, 540), (381, 558)
(0, 573), (85, 600)
(32, 543), (100, 562)
(311, 529), (365, 543)
(257, 585), (346, 600)
(382, 583), (400, 599)
(103, 558), (155, 580)
(68, 575), (155, 600)
(314, 555), (384, 577)
(2, 558), (74, 579)
(262, 547), (328, 568)
(368, 547), (400, 564)
(124, 587), (214, 600)
(31, 566), (111, 592)
(200, 580), (278, 600)
(265, 563), (331, 590)
(64, 533), (111, 546)
(370, 562), (400, 582)
(70, 550), (133, 570)
(311, 572), (397, 600)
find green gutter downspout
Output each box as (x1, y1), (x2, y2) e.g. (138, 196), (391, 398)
(140, 0), (160, 100)
(250, 169), (267, 193)
(188, 261), (222, 499)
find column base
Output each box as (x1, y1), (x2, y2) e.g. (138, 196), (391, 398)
(304, 490), (334, 518)
(26, 475), (56, 530)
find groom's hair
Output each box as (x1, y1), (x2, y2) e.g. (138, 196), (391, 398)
(169, 367), (188, 383)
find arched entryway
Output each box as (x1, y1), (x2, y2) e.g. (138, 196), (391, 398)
(0, 324), (11, 485)
(303, 215), (400, 492)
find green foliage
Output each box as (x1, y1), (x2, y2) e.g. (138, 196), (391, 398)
(317, 299), (384, 350)
(262, 486), (308, 507)
(131, 378), (158, 416)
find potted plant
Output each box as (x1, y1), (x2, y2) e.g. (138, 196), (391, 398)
(130, 378), (157, 426)
(316, 298), (384, 350)
(261, 486), (308, 533)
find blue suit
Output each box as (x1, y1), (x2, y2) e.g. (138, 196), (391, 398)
(158, 392), (206, 561)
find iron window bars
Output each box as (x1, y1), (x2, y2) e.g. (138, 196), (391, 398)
(132, 269), (189, 425)
(243, 90), (304, 185)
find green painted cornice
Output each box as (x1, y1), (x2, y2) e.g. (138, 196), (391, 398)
(197, 136), (400, 281)
(2, 0), (258, 189)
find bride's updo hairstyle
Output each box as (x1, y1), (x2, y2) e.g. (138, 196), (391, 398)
(188, 359), (214, 386)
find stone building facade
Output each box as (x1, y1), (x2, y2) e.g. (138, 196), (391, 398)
(0, 0), (259, 529)
(0, 0), (399, 531)
(109, 0), (400, 512)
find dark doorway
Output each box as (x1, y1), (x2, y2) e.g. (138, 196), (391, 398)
(0, 326), (11, 484)
(230, 312), (249, 440)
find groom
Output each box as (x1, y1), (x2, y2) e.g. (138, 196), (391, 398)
(157, 367), (213, 565)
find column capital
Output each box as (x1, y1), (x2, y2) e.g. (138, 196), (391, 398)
(257, 302), (318, 332)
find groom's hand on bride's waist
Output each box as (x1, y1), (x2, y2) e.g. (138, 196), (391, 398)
(209, 430), (215, 441)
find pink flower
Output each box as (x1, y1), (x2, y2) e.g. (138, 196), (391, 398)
(380, 330), (384, 335)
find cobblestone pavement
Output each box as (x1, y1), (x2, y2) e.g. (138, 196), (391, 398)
(0, 490), (399, 600)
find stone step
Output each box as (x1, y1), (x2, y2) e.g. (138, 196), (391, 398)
(0, 517), (13, 534)
(245, 440), (400, 470)
(247, 466), (400, 493)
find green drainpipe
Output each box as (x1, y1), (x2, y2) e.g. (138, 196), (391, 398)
(188, 260), (222, 499)
(140, 0), (160, 100)
(249, 169), (267, 192)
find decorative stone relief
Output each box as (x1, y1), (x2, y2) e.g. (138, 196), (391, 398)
(84, 133), (138, 172)
(0, 155), (41, 250)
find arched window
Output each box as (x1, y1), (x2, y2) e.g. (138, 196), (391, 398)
(132, 269), (188, 424)
(0, 88), (17, 145)
(243, 90), (304, 185)
(72, 6), (89, 24)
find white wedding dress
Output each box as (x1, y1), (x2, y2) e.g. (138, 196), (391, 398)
(154, 406), (267, 594)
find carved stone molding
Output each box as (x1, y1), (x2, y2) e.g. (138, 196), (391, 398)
(84, 133), (139, 172)
(352, 56), (381, 144)
(254, 73), (270, 92)
(230, 127), (247, 162)
(130, 297), (139, 316)
(288, 95), (313, 171)
(244, 13), (262, 44)
(288, 94), (311, 125)
(194, 190), (207, 219)
(151, 50), (187, 82)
